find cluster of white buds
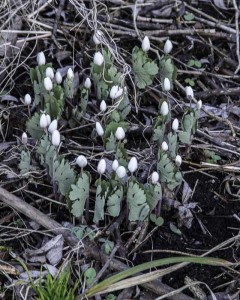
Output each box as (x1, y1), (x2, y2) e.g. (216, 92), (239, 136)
(160, 101), (169, 116)
(97, 158), (106, 175)
(96, 122), (104, 136)
(100, 100), (107, 112)
(142, 36), (150, 52)
(94, 52), (104, 66)
(115, 127), (125, 141)
(110, 85), (123, 100)
(76, 155), (88, 168)
(128, 157), (138, 173)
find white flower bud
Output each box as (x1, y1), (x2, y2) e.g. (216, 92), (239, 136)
(160, 101), (169, 116)
(112, 159), (119, 171)
(24, 94), (31, 105)
(55, 71), (62, 84)
(48, 119), (58, 134)
(163, 78), (171, 91)
(46, 67), (54, 79)
(175, 155), (182, 167)
(164, 39), (173, 54)
(44, 77), (53, 91)
(197, 100), (202, 110)
(37, 51), (46, 65)
(97, 158), (106, 175)
(76, 155), (87, 168)
(100, 100), (107, 112)
(84, 77), (91, 89)
(172, 118), (179, 131)
(46, 114), (51, 126)
(186, 86), (194, 100)
(40, 114), (48, 129)
(110, 85), (123, 100)
(96, 122), (104, 136)
(116, 166), (126, 179)
(93, 30), (103, 45)
(151, 171), (159, 184)
(93, 52), (104, 66)
(21, 132), (28, 145)
(52, 130), (61, 147)
(161, 141), (168, 151)
(115, 127), (125, 141)
(67, 68), (74, 79)
(142, 36), (150, 52)
(128, 157), (138, 173)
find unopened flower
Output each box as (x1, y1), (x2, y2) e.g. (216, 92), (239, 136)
(55, 71), (62, 84)
(142, 36), (150, 52)
(151, 171), (159, 184)
(84, 77), (91, 89)
(110, 85), (123, 100)
(46, 114), (51, 126)
(93, 30), (103, 45)
(48, 119), (58, 134)
(93, 52), (104, 66)
(172, 118), (179, 131)
(161, 141), (168, 151)
(116, 166), (126, 178)
(164, 39), (173, 54)
(163, 78), (171, 91)
(128, 157), (138, 173)
(186, 86), (194, 100)
(197, 100), (202, 110)
(112, 159), (119, 171)
(76, 155), (88, 168)
(67, 68), (74, 79)
(37, 52), (46, 65)
(100, 100), (107, 112)
(175, 155), (182, 167)
(160, 101), (169, 116)
(24, 94), (31, 105)
(52, 130), (61, 147)
(44, 77), (53, 91)
(40, 114), (48, 129)
(46, 67), (54, 79)
(97, 159), (106, 175)
(21, 132), (28, 145)
(115, 127), (125, 141)
(96, 122), (104, 136)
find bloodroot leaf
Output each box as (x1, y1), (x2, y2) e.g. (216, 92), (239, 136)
(54, 159), (76, 196)
(107, 186), (123, 217)
(93, 182), (109, 223)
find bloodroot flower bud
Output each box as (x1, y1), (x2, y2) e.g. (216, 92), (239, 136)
(37, 52), (46, 65)
(197, 100), (202, 110)
(161, 141), (168, 151)
(93, 52), (104, 66)
(84, 77), (91, 89)
(110, 85), (123, 100)
(93, 30), (103, 45)
(46, 114), (51, 126)
(52, 130), (61, 147)
(97, 159), (106, 175)
(44, 77), (53, 91)
(160, 101), (169, 116)
(116, 166), (126, 178)
(115, 127), (125, 141)
(163, 78), (171, 91)
(55, 71), (62, 84)
(164, 39), (173, 54)
(24, 94), (31, 105)
(48, 119), (58, 134)
(186, 86), (194, 100)
(142, 36), (150, 52)
(21, 132), (28, 145)
(172, 118), (179, 131)
(67, 68), (74, 79)
(96, 122), (104, 136)
(175, 155), (182, 167)
(128, 157), (138, 173)
(46, 67), (54, 79)
(151, 171), (159, 184)
(100, 100), (107, 112)
(76, 155), (87, 168)
(40, 114), (48, 129)
(112, 159), (119, 171)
